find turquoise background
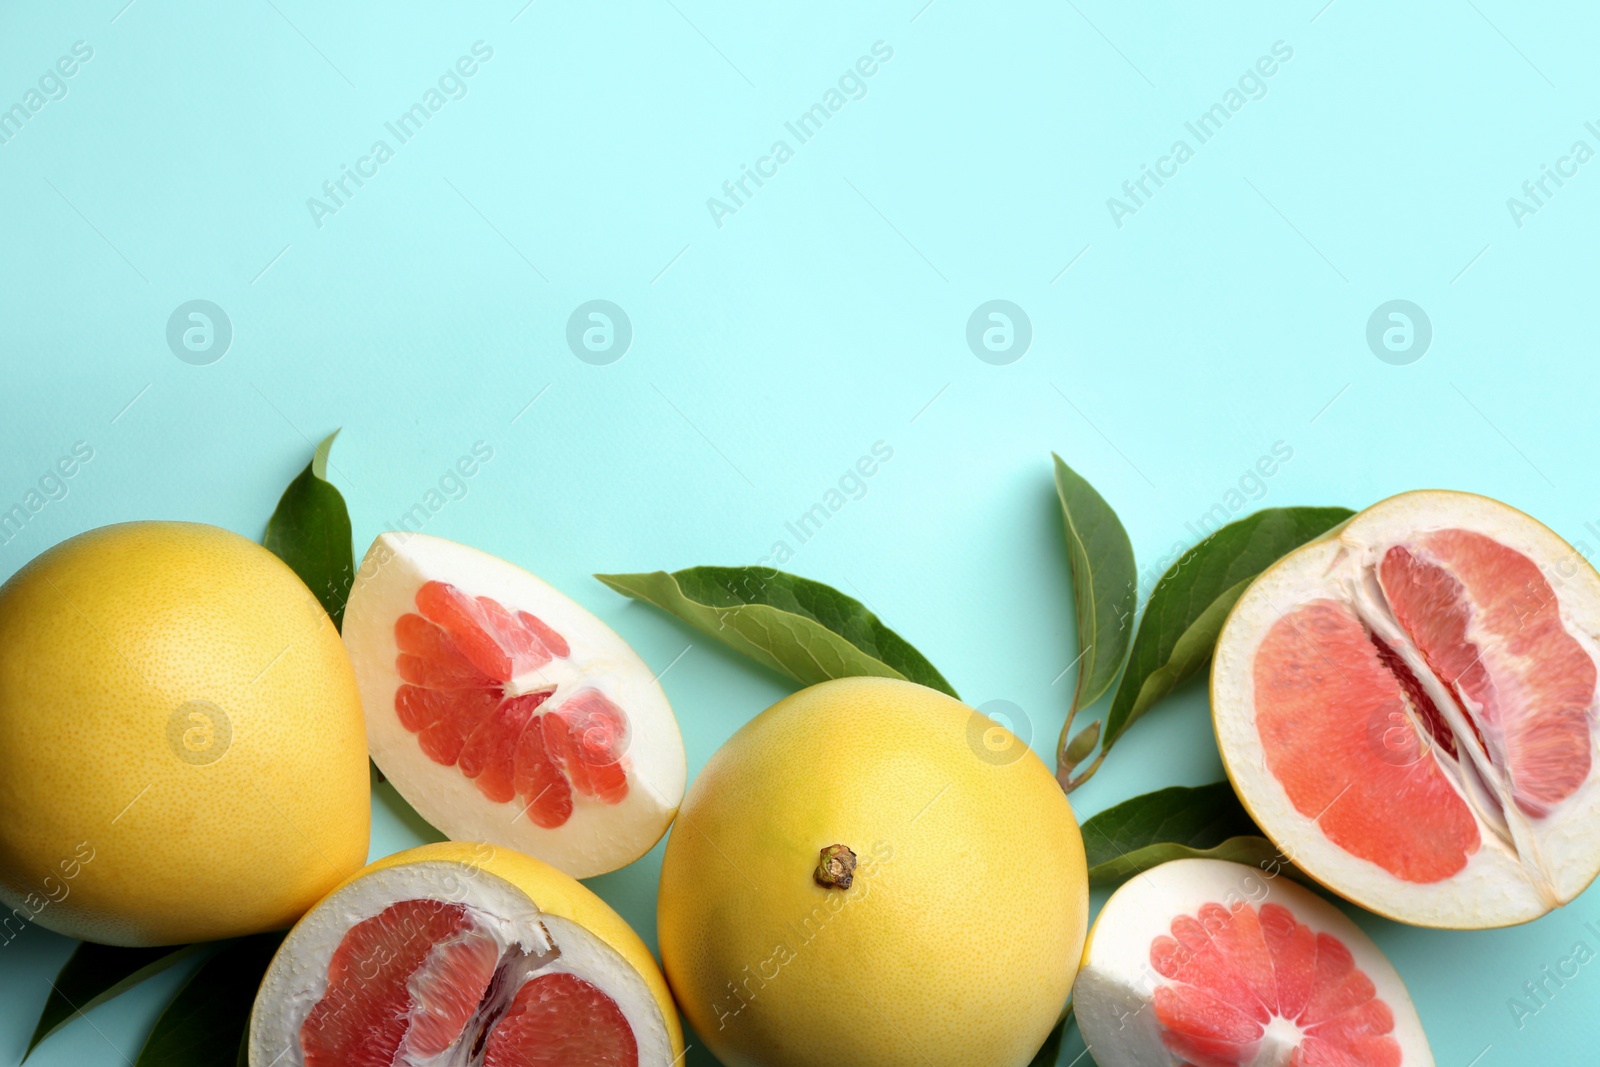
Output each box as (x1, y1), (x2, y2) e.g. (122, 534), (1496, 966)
(3, 0), (1598, 1062)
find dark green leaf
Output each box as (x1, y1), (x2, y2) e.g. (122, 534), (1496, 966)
(264, 430), (355, 630)
(1080, 782), (1284, 883)
(26, 943), (198, 1058)
(1103, 506), (1353, 750)
(1053, 455), (1136, 713)
(1088, 835), (1285, 884)
(594, 567), (958, 698)
(1082, 783), (1257, 865)
(135, 933), (282, 1067)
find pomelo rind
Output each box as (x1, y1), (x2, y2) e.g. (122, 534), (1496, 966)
(1075, 857), (1435, 1067)
(0, 521), (370, 946)
(657, 677), (1088, 1067)
(249, 840), (683, 1067)
(343, 533), (687, 879)
(1212, 490), (1600, 929)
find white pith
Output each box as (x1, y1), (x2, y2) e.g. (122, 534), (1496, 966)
(248, 860), (674, 1067)
(1213, 490), (1600, 928)
(1074, 858), (1435, 1067)
(343, 533), (687, 879)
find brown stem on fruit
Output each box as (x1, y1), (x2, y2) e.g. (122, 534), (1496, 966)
(813, 844), (857, 890)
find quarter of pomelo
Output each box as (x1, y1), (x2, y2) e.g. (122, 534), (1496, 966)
(656, 677), (1088, 1067)
(1075, 857), (1434, 1066)
(249, 840), (683, 1067)
(341, 533), (687, 878)
(1213, 490), (1600, 928)
(0, 522), (370, 946)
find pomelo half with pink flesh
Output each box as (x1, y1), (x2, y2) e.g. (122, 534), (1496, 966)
(343, 533), (687, 878)
(1213, 490), (1600, 928)
(249, 841), (683, 1067)
(1075, 858), (1434, 1067)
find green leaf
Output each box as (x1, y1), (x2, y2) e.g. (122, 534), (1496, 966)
(594, 567), (958, 698)
(1102, 506), (1353, 751)
(135, 933), (282, 1067)
(1088, 834), (1285, 884)
(26, 943), (198, 1058)
(1082, 782), (1257, 866)
(1080, 781), (1284, 883)
(1052, 455), (1136, 714)
(264, 430), (355, 630)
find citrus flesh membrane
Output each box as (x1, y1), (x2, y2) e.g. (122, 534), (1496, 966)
(1213, 491), (1600, 928)
(656, 676), (1089, 1067)
(0, 521), (369, 946)
(250, 841), (683, 1067)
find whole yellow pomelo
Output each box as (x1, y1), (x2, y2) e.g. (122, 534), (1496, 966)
(657, 677), (1088, 1067)
(0, 522), (370, 946)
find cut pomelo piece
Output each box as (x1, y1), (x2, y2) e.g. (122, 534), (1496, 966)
(1075, 858), (1434, 1067)
(249, 841), (683, 1067)
(1213, 490), (1600, 928)
(343, 534), (687, 878)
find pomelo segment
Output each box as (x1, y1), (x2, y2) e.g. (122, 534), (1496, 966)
(1378, 530), (1594, 818)
(1251, 598), (1482, 886)
(483, 972), (639, 1066)
(300, 899), (497, 1067)
(343, 534), (687, 878)
(250, 842), (683, 1067)
(1214, 490), (1600, 928)
(1075, 858), (1434, 1067)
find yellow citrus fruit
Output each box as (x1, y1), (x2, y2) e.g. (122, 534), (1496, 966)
(250, 840), (685, 1066)
(0, 521), (370, 946)
(657, 677), (1088, 1067)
